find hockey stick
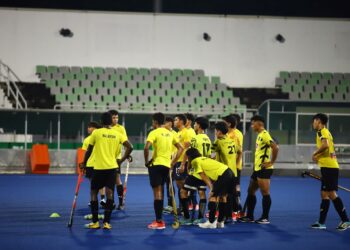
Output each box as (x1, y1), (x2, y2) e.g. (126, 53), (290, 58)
(122, 160), (131, 207)
(301, 171), (350, 192)
(67, 172), (84, 228)
(168, 170), (180, 229)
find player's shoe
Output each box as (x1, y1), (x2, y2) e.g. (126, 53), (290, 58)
(88, 202), (91, 207)
(198, 220), (217, 229)
(192, 218), (206, 225)
(188, 203), (194, 211)
(237, 216), (255, 223)
(336, 221), (350, 231)
(84, 214), (104, 220)
(232, 212), (239, 222)
(148, 220), (166, 230)
(100, 199), (106, 209)
(195, 204), (199, 211)
(224, 217), (234, 224)
(163, 206), (173, 214)
(255, 218), (270, 224)
(311, 222), (326, 230)
(116, 204), (125, 211)
(103, 222), (112, 230)
(84, 221), (100, 229)
(240, 211), (246, 218)
(179, 218), (192, 226)
(205, 211), (219, 218)
(217, 221), (225, 228)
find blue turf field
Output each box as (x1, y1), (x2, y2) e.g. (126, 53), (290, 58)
(0, 174), (349, 250)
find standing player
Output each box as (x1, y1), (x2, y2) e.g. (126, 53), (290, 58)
(186, 148), (235, 229)
(144, 113), (183, 229)
(82, 112), (133, 229)
(239, 115), (279, 224)
(212, 121), (241, 223)
(179, 117), (212, 225)
(223, 114), (244, 218)
(163, 116), (178, 214)
(310, 113), (350, 230)
(109, 110), (128, 210)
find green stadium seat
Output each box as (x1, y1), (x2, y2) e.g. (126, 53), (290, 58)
(183, 69), (194, 77)
(104, 80), (115, 88)
(55, 94), (66, 102)
(36, 65), (47, 74)
(150, 81), (161, 89)
(67, 94), (79, 102)
(115, 95), (125, 103)
(311, 72), (322, 80)
(128, 68), (138, 75)
(279, 71), (289, 79)
(57, 79), (69, 87)
(120, 89), (131, 96)
(82, 67), (93, 74)
(162, 96), (172, 104)
(172, 69), (183, 77)
(183, 83), (193, 91)
(178, 89), (189, 97)
(92, 80), (104, 88)
(293, 84), (303, 93)
(139, 68), (150, 76)
(211, 91), (222, 98)
(167, 75), (177, 83)
(337, 85), (348, 94)
(45, 79), (56, 88)
(63, 73), (75, 81)
(110, 74), (119, 81)
(74, 88), (84, 95)
(155, 75), (166, 84)
(308, 78), (318, 85)
(310, 92), (322, 101)
(75, 73), (86, 81)
(138, 81), (149, 89)
(93, 67), (104, 75)
(121, 74), (132, 82)
(166, 89), (177, 97)
(281, 84), (292, 93)
(47, 66), (58, 74)
(296, 79), (307, 85)
(194, 83), (205, 91)
(103, 95), (114, 103)
(199, 76), (209, 85)
(132, 88), (143, 96)
(322, 73), (333, 80)
(322, 92), (333, 101)
(85, 87), (97, 95)
(207, 98), (218, 105)
(211, 76), (221, 84)
(223, 90), (234, 98)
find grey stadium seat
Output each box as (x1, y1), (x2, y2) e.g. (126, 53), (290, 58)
(194, 69), (205, 77)
(71, 67), (81, 74)
(105, 67), (116, 74)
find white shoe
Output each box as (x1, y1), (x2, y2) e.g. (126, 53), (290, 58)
(217, 221), (225, 228)
(198, 220), (217, 229)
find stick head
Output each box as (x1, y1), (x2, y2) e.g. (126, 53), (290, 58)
(172, 221), (180, 229)
(301, 171), (307, 178)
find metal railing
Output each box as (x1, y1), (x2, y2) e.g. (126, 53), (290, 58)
(0, 60), (27, 109)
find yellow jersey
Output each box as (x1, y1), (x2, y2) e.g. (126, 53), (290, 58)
(82, 135), (95, 168)
(89, 127), (127, 170)
(177, 127), (195, 162)
(227, 128), (243, 170)
(254, 130), (274, 171)
(112, 124), (128, 160)
(190, 133), (212, 179)
(316, 127), (339, 169)
(171, 130), (178, 155)
(146, 127), (179, 168)
(213, 136), (240, 177)
(191, 157), (228, 181)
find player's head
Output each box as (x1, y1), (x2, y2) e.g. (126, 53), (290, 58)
(312, 113), (328, 130)
(194, 117), (209, 133)
(250, 115), (265, 132)
(215, 121), (228, 138)
(222, 115), (237, 129)
(164, 116), (174, 130)
(186, 148), (202, 162)
(108, 109), (119, 126)
(185, 113), (195, 128)
(87, 121), (101, 134)
(152, 112), (165, 128)
(231, 113), (241, 125)
(101, 112), (113, 126)
(174, 114), (187, 129)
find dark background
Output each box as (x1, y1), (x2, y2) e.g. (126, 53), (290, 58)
(0, 0), (349, 18)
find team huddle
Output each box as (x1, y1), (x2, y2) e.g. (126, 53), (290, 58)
(79, 111), (350, 231)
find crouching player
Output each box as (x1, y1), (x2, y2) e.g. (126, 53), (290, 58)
(186, 148), (236, 229)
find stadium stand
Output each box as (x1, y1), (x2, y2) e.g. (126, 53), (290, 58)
(276, 71), (350, 102)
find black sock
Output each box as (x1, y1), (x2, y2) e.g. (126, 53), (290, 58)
(208, 201), (216, 223)
(178, 190), (182, 210)
(180, 198), (190, 219)
(319, 199), (330, 224)
(117, 185), (123, 205)
(332, 197), (349, 222)
(237, 191), (242, 211)
(218, 202), (226, 222)
(247, 195), (257, 219)
(154, 200), (163, 222)
(198, 199), (207, 219)
(225, 194), (233, 219)
(100, 194), (105, 201)
(90, 201), (99, 223)
(103, 199), (113, 223)
(262, 195), (272, 219)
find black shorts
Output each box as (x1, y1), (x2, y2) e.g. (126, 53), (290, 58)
(321, 167), (339, 191)
(212, 169), (236, 197)
(91, 168), (117, 190)
(148, 165), (170, 188)
(172, 162), (188, 181)
(251, 169), (273, 181)
(236, 169), (241, 185)
(85, 167), (94, 179)
(184, 175), (207, 191)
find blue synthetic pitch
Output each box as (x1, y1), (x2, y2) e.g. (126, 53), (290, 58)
(0, 174), (349, 250)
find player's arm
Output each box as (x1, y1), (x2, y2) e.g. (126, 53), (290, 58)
(179, 141), (191, 173)
(171, 143), (184, 167)
(236, 145), (242, 167)
(261, 141), (279, 168)
(199, 172), (213, 191)
(118, 141), (133, 166)
(312, 138), (329, 162)
(82, 144), (94, 169)
(144, 141), (153, 167)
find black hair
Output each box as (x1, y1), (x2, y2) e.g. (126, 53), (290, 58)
(185, 113), (195, 122)
(231, 113), (241, 124)
(101, 112), (113, 126)
(152, 112), (165, 125)
(186, 148), (202, 160)
(215, 121), (228, 134)
(175, 114), (187, 124)
(165, 116), (174, 124)
(222, 115), (237, 128)
(194, 117), (209, 130)
(312, 113), (328, 125)
(251, 115), (265, 124)
(108, 109), (119, 116)
(88, 121), (101, 129)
